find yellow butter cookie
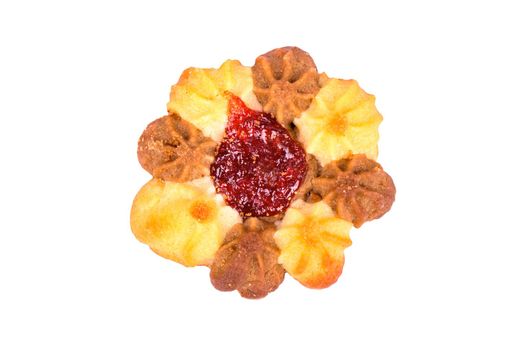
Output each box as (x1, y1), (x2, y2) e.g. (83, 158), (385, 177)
(294, 78), (382, 166)
(274, 200), (352, 288)
(167, 60), (261, 142)
(130, 177), (241, 267)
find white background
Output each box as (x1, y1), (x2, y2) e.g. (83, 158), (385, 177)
(1, 0), (507, 349)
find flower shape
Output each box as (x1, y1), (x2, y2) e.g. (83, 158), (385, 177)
(210, 218), (285, 299)
(312, 154), (396, 227)
(137, 113), (217, 182)
(294, 78), (382, 166)
(252, 47), (320, 128)
(131, 47), (396, 298)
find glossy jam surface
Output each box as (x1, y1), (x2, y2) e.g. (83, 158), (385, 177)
(211, 95), (307, 217)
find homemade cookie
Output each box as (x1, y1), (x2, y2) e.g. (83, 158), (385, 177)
(130, 47), (395, 298)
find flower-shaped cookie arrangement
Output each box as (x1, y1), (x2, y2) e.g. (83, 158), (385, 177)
(130, 47), (396, 298)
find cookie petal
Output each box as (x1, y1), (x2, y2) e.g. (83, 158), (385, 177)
(312, 155), (396, 227)
(274, 200), (352, 289)
(168, 60), (261, 142)
(130, 177), (241, 267)
(294, 78), (382, 165)
(210, 218), (285, 299)
(252, 47), (320, 128)
(137, 114), (217, 182)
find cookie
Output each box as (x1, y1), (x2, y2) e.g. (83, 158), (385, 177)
(294, 78), (382, 166)
(210, 218), (285, 299)
(274, 200), (352, 289)
(130, 177), (241, 266)
(312, 154), (396, 227)
(130, 47), (395, 298)
(137, 113), (217, 182)
(252, 47), (320, 128)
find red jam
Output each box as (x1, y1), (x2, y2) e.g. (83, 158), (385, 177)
(211, 95), (307, 217)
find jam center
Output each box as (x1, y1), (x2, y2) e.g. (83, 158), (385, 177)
(210, 94), (307, 217)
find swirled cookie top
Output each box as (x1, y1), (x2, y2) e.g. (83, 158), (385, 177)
(167, 60), (261, 142)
